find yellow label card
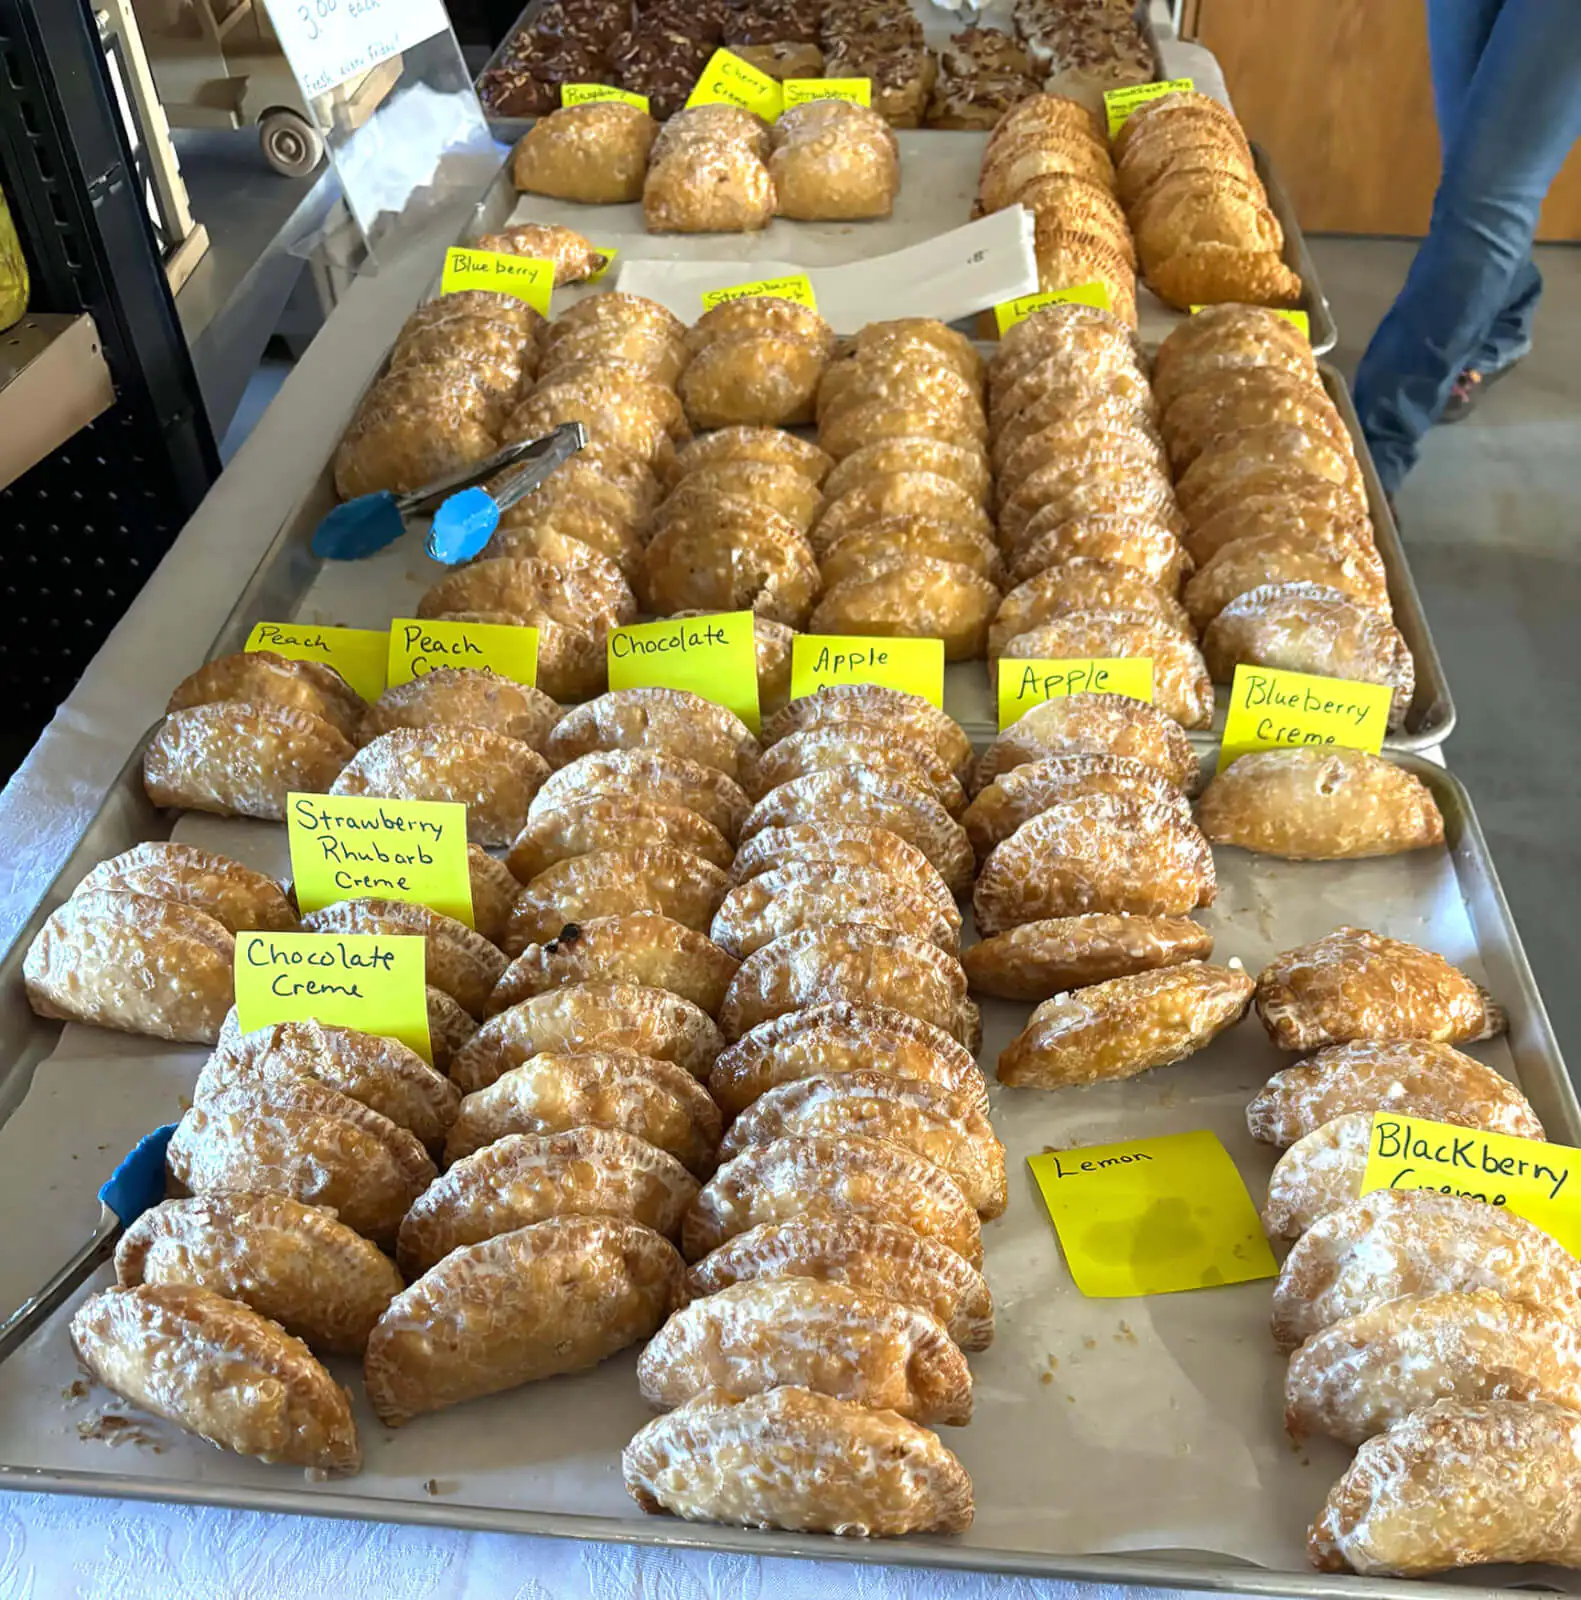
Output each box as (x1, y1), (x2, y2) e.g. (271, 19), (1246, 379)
(1104, 77), (1196, 136)
(561, 82), (650, 113)
(1218, 664), (1394, 772)
(386, 617), (538, 689)
(608, 611), (760, 734)
(287, 792), (474, 926)
(586, 246), (617, 284)
(1361, 1114), (1581, 1256)
(245, 621), (387, 702)
(686, 48), (783, 120)
(999, 657), (1153, 730)
(790, 635), (944, 707)
(1030, 1129), (1278, 1297)
(1192, 304), (1309, 339)
(440, 248), (553, 317)
(783, 77), (871, 109)
(234, 931), (432, 1063)
(994, 282), (1111, 335)
(699, 273), (817, 313)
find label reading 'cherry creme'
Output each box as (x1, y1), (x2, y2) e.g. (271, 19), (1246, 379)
(790, 635), (944, 707)
(386, 617), (539, 690)
(244, 621), (388, 703)
(607, 611), (760, 733)
(998, 657), (1154, 730)
(686, 48), (784, 120)
(233, 931), (433, 1063)
(1218, 664), (1393, 772)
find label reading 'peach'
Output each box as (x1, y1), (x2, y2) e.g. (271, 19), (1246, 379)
(607, 611), (760, 734)
(233, 931), (433, 1063)
(1103, 77), (1196, 136)
(699, 273), (818, 313)
(1030, 1129), (1278, 1297)
(561, 83), (650, 113)
(287, 792), (474, 927)
(994, 281), (1112, 334)
(386, 617), (538, 690)
(1218, 664), (1393, 772)
(439, 248), (554, 316)
(686, 48), (784, 121)
(790, 635), (944, 707)
(245, 621), (388, 703)
(782, 78), (871, 109)
(998, 657), (1154, 730)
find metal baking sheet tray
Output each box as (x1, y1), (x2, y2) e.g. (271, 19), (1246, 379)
(0, 739), (1574, 1598)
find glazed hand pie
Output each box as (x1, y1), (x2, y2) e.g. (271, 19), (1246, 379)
(75, 842), (296, 935)
(396, 1125), (698, 1276)
(718, 923), (978, 1049)
(821, 436), (991, 509)
(684, 1215), (994, 1351)
(198, 1017), (460, 1151)
(330, 726), (549, 848)
(1256, 928), (1505, 1050)
(682, 1133), (982, 1265)
(637, 1277), (971, 1425)
(115, 1193), (403, 1355)
(507, 796), (733, 883)
(511, 102), (658, 204)
(1261, 1112), (1372, 1240)
(1005, 513), (1190, 593)
(624, 1386), (974, 1536)
(817, 516), (1005, 592)
(450, 980), (724, 1093)
(1247, 1039), (1543, 1148)
(545, 688), (760, 782)
(809, 557), (999, 662)
(746, 725), (968, 814)
(444, 1048), (721, 1174)
(504, 846), (731, 953)
(729, 824), (957, 923)
(761, 684), (973, 782)
(1285, 1290), (1581, 1447)
(964, 913), (1213, 1003)
(531, 747), (751, 843)
(365, 1215), (682, 1426)
(24, 890), (234, 1044)
(359, 667), (561, 752)
(717, 1069), (1006, 1218)
(167, 1078), (436, 1248)
(973, 792), (1216, 936)
(997, 961), (1254, 1089)
(71, 1284), (359, 1474)
(167, 650), (363, 740)
(770, 100), (899, 221)
(1270, 1189), (1581, 1353)
(472, 222), (609, 285)
(1309, 1399), (1581, 1576)
(418, 554), (635, 640)
(708, 1000), (987, 1121)
(144, 704), (353, 821)
(490, 913), (739, 1019)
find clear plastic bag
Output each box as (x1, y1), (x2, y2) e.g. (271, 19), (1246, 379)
(0, 183), (28, 332)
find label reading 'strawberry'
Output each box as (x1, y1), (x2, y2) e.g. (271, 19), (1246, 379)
(698, 273), (818, 313)
(782, 78), (871, 109)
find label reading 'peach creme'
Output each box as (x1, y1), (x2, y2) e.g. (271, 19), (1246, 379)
(233, 931), (433, 1063)
(245, 621), (388, 703)
(440, 248), (554, 316)
(1218, 664), (1393, 772)
(790, 635), (944, 707)
(386, 617), (539, 690)
(607, 611), (760, 734)
(998, 657), (1154, 730)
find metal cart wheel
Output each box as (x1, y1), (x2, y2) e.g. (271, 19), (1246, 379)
(258, 108), (326, 178)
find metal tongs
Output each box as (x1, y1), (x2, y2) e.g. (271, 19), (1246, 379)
(311, 421), (588, 564)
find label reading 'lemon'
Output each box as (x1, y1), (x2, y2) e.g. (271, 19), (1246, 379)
(233, 931), (433, 1064)
(245, 621), (388, 703)
(439, 247), (554, 317)
(994, 281), (1112, 335)
(1103, 77), (1196, 136)
(1030, 1129), (1278, 1297)
(998, 657), (1154, 730)
(561, 83), (650, 113)
(386, 617), (538, 690)
(686, 48), (784, 120)
(1218, 664), (1394, 772)
(790, 635), (944, 708)
(699, 273), (818, 313)
(287, 792), (475, 927)
(782, 77), (871, 109)
(607, 611), (760, 734)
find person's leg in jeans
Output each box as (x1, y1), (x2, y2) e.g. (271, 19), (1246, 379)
(1353, 0), (1581, 493)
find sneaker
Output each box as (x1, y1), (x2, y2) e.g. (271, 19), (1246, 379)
(1440, 355), (1524, 424)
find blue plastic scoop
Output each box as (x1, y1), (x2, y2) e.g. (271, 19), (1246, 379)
(0, 1122), (175, 1364)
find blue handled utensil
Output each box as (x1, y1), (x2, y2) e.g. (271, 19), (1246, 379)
(427, 421), (588, 565)
(0, 1123), (176, 1364)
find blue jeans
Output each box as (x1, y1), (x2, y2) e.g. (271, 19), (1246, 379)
(1353, 0), (1581, 493)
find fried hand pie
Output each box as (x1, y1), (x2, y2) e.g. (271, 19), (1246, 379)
(678, 334), (826, 430)
(1183, 530), (1388, 629)
(531, 746), (750, 842)
(820, 436), (991, 508)
(748, 725), (965, 812)
(359, 667), (560, 752)
(730, 824), (956, 922)
(507, 795), (732, 883)
(711, 865), (957, 960)
(167, 650), (361, 740)
(75, 842), (295, 934)
(762, 683), (972, 780)
(667, 425), (832, 487)
(810, 557), (999, 662)
(1261, 1112), (1371, 1240)
(965, 913), (1213, 1003)
(510, 102), (658, 203)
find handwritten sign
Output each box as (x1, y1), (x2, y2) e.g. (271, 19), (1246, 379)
(608, 611), (760, 733)
(1029, 1129), (1278, 1297)
(233, 931), (432, 1063)
(1104, 77), (1196, 136)
(699, 273), (818, 313)
(245, 621), (387, 703)
(440, 248), (554, 316)
(994, 282), (1112, 335)
(561, 83), (650, 113)
(287, 793), (474, 926)
(1193, 304), (1310, 339)
(1218, 664), (1394, 772)
(1361, 1115), (1581, 1256)
(783, 78), (871, 109)
(386, 617), (538, 689)
(790, 635), (944, 708)
(262, 0), (450, 99)
(687, 48), (783, 120)
(999, 658), (1154, 730)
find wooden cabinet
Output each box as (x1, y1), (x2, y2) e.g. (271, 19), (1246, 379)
(1187, 0), (1581, 238)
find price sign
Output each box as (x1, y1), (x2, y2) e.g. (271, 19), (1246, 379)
(262, 0), (451, 100)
